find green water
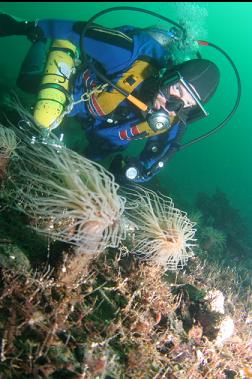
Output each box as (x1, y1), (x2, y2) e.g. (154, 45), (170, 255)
(0, 2), (251, 233)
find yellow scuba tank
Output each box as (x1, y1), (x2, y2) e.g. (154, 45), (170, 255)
(33, 39), (78, 130)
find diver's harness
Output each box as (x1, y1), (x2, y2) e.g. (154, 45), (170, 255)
(32, 6), (241, 181)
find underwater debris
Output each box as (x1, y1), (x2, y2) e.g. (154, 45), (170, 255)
(1, 105), (126, 254)
(124, 186), (197, 271)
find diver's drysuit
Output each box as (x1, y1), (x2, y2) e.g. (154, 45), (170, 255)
(4, 17), (186, 182)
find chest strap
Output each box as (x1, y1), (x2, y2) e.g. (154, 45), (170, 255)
(88, 60), (156, 116)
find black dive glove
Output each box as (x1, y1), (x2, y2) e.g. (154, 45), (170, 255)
(109, 155), (149, 184)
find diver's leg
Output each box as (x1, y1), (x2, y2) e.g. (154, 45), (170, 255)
(0, 12), (47, 93)
(0, 13), (31, 37)
(16, 40), (48, 94)
(0, 13), (45, 42)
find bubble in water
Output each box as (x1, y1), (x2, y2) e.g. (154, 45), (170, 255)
(171, 2), (208, 63)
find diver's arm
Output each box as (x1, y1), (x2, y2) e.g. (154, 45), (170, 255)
(127, 123), (186, 183)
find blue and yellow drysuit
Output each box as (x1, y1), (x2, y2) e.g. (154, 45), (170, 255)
(20, 19), (186, 182)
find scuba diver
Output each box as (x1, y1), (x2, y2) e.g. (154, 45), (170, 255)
(0, 12), (220, 183)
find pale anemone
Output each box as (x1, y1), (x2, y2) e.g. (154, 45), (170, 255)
(3, 106), (126, 254)
(125, 186), (197, 271)
(0, 126), (17, 179)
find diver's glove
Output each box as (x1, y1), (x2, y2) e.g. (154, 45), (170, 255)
(109, 154), (126, 184)
(109, 155), (150, 184)
(0, 13), (45, 42)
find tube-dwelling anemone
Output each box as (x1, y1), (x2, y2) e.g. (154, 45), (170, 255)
(0, 126), (17, 179)
(125, 186), (197, 271)
(3, 106), (126, 254)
